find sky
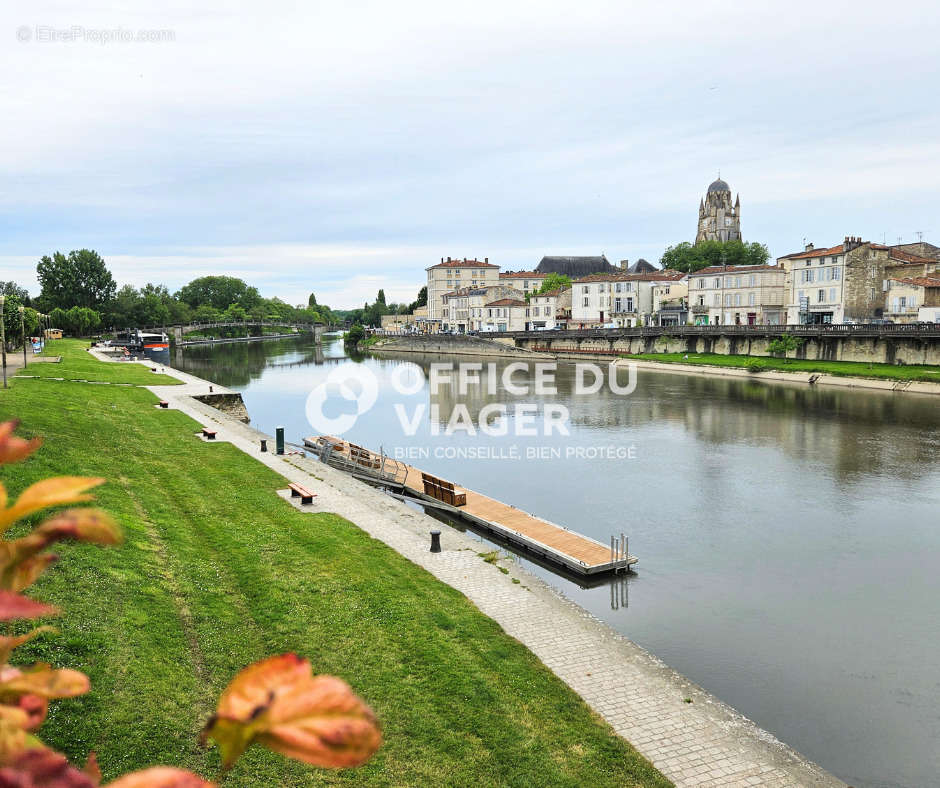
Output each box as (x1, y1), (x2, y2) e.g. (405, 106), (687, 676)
(1, 0), (939, 309)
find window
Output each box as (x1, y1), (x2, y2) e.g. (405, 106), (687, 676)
(725, 276), (733, 287)
(714, 278), (720, 288)
(698, 296), (705, 306)
(698, 278), (705, 289)
(749, 274), (756, 286)
(724, 294), (732, 307)
(734, 277), (741, 288)
(625, 282), (633, 292)
(870, 287), (876, 301)
(818, 289), (825, 303)
(748, 292), (756, 306)
(829, 288), (836, 302)
(833, 267), (841, 281)
(625, 298), (634, 312)
(664, 286), (670, 294)
(614, 298), (621, 312)
(713, 294), (721, 306)
(583, 297), (589, 307)
(734, 293), (741, 306)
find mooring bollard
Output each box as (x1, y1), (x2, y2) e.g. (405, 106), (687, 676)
(260, 439), (268, 452)
(430, 530), (441, 553)
(276, 426), (285, 455)
(209, 385), (213, 393)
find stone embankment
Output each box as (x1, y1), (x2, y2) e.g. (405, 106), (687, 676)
(365, 333), (540, 359)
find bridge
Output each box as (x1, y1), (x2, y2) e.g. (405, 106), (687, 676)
(497, 323), (940, 366)
(142, 320), (325, 344)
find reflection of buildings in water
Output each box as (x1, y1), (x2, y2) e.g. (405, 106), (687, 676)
(174, 336), (328, 387)
(382, 352), (940, 482)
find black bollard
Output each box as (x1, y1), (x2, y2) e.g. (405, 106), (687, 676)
(260, 439), (268, 452)
(430, 530), (442, 553)
(209, 385), (213, 393)
(276, 426), (285, 455)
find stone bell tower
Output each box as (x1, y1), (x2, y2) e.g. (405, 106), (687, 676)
(696, 176), (741, 244)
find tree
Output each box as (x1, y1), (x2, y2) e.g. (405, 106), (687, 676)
(534, 273), (572, 295)
(177, 276), (261, 311)
(376, 289), (386, 306)
(767, 333), (804, 361)
(345, 323), (365, 344)
(407, 286), (428, 313)
(36, 249), (116, 311)
(660, 240), (770, 273)
(308, 292), (318, 307)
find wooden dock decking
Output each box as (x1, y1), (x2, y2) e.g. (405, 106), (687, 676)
(304, 436), (637, 575)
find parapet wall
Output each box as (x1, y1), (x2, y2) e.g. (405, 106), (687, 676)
(367, 334), (538, 359)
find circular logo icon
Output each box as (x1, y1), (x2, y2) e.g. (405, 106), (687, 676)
(17, 26), (32, 43)
(305, 363), (378, 436)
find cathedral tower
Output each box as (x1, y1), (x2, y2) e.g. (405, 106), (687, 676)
(696, 177), (741, 243)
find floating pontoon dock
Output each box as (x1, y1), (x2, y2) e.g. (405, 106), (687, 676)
(303, 436), (637, 576)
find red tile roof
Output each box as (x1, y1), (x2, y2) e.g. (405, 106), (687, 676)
(888, 249), (935, 264)
(499, 271), (542, 278)
(531, 287), (570, 297)
(484, 298), (527, 307)
(573, 271), (684, 284)
(888, 276), (940, 288)
(693, 264), (783, 275)
(779, 244), (845, 260)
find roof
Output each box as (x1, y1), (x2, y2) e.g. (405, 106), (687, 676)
(693, 264), (782, 275)
(888, 276), (940, 288)
(707, 178), (731, 194)
(485, 298), (527, 307)
(888, 249), (935, 264)
(573, 271), (685, 284)
(531, 287), (569, 298)
(624, 258), (658, 274)
(499, 270), (542, 279)
(427, 258), (498, 270)
(536, 255), (615, 277)
(779, 244), (846, 260)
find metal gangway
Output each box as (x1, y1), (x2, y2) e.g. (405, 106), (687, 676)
(304, 436), (409, 489)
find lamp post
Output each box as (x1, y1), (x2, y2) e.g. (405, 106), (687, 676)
(19, 306), (27, 367)
(0, 296), (6, 388)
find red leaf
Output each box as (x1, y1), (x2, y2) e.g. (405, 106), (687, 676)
(103, 768), (213, 788)
(0, 749), (96, 787)
(201, 654), (381, 770)
(0, 594), (58, 623)
(0, 422), (42, 467)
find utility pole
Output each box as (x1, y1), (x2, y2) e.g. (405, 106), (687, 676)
(0, 296), (6, 388)
(19, 306), (27, 367)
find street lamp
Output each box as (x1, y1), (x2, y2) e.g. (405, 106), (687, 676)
(19, 306), (27, 367)
(0, 296), (6, 388)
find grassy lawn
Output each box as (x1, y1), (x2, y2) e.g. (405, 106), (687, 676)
(623, 352), (940, 382)
(21, 338), (180, 385)
(0, 352), (668, 786)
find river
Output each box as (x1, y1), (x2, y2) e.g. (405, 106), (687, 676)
(173, 333), (940, 788)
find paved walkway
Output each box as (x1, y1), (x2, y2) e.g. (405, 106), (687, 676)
(90, 351), (844, 787)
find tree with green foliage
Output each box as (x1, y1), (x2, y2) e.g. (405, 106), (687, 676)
(223, 303), (249, 322)
(376, 289), (386, 305)
(407, 286), (428, 313)
(534, 273), (572, 295)
(308, 292), (318, 307)
(345, 323), (366, 344)
(660, 240), (770, 273)
(767, 333), (804, 362)
(36, 249), (116, 311)
(177, 275), (261, 312)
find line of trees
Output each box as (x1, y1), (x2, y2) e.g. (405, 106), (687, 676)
(338, 286), (427, 328)
(4, 251), (343, 338)
(659, 240), (770, 273)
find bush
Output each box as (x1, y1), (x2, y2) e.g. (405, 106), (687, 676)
(345, 324), (365, 344)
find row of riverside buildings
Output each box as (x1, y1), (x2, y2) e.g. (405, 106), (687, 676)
(381, 178), (940, 333)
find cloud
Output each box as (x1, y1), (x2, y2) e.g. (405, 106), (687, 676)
(1, 0), (938, 307)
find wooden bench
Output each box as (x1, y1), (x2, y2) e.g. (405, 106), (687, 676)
(159, 400), (169, 409)
(421, 472), (467, 507)
(201, 428), (217, 440)
(288, 482), (317, 505)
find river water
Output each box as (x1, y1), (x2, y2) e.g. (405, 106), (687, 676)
(174, 334), (940, 788)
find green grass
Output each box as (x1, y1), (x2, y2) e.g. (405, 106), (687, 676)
(623, 351), (940, 382)
(0, 351), (668, 787)
(22, 338), (180, 385)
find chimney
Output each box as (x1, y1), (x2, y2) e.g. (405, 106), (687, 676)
(805, 242), (814, 252)
(485, 257), (488, 263)
(620, 259), (629, 270)
(447, 256), (451, 262)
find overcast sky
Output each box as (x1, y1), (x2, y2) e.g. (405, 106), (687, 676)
(1, 1), (938, 308)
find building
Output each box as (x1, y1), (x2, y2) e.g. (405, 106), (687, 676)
(426, 258), (499, 322)
(885, 276), (940, 324)
(695, 178), (741, 244)
(651, 279), (689, 326)
(571, 271), (685, 327)
(480, 298), (527, 332)
(688, 265), (785, 325)
(536, 255), (616, 279)
(779, 237), (896, 324)
(380, 313), (419, 333)
(499, 271), (545, 296)
(890, 241), (940, 262)
(526, 288), (571, 330)
(620, 258), (658, 274)
(447, 285), (523, 332)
